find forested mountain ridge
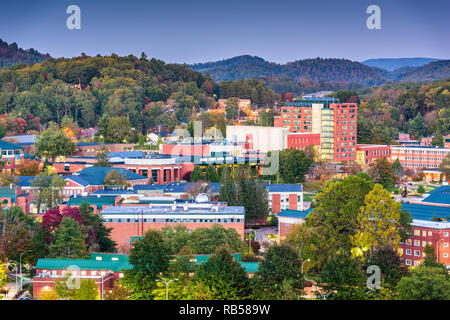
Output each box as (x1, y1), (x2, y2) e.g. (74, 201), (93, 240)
(396, 60), (450, 82)
(361, 58), (440, 71)
(189, 55), (450, 95)
(190, 55), (386, 86)
(0, 53), (279, 137)
(0, 38), (51, 69)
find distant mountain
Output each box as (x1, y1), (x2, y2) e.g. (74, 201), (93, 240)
(189, 55), (450, 94)
(0, 38), (51, 69)
(396, 60), (450, 82)
(190, 55), (386, 87)
(361, 58), (440, 71)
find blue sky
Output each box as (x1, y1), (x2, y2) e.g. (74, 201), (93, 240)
(0, 0), (449, 63)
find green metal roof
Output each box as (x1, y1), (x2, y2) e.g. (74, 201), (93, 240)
(68, 195), (117, 206)
(35, 256), (132, 272)
(0, 187), (16, 202)
(241, 262), (259, 273)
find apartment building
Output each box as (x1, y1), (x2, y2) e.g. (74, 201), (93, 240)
(274, 97), (357, 162)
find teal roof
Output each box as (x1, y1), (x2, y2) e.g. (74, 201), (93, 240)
(278, 209), (312, 219)
(0, 187), (16, 202)
(35, 257), (132, 272)
(241, 262), (259, 273)
(68, 195), (116, 207)
(35, 252), (259, 273)
(0, 139), (24, 150)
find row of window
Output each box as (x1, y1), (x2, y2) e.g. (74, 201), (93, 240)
(104, 218), (242, 223)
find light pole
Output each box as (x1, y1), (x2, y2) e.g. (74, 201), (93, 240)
(156, 278), (178, 300)
(19, 250), (32, 290)
(8, 260), (18, 293)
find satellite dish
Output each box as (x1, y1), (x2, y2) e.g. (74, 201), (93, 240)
(195, 193), (209, 203)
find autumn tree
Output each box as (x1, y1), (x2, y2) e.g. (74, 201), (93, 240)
(104, 170), (128, 187)
(351, 184), (403, 256)
(368, 157), (398, 191)
(15, 158), (41, 176)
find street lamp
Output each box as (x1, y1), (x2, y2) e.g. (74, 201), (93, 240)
(155, 278), (178, 300)
(19, 250), (32, 290)
(8, 260), (18, 292)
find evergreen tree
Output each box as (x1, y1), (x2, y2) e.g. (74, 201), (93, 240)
(122, 230), (171, 300)
(79, 201), (117, 252)
(48, 217), (87, 259)
(431, 131), (444, 147)
(194, 248), (250, 300)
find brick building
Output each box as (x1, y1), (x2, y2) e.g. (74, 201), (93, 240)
(101, 196), (245, 248)
(390, 145), (450, 171)
(266, 184), (304, 214)
(274, 97), (357, 162)
(356, 144), (391, 167)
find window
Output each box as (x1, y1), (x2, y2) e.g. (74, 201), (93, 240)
(414, 230), (420, 236)
(406, 249), (412, 255)
(405, 259), (411, 266)
(81, 271), (86, 276)
(414, 250), (420, 257)
(444, 253), (449, 258)
(445, 232), (449, 237)
(422, 231), (427, 237)
(444, 243), (449, 248)
(414, 240), (420, 246)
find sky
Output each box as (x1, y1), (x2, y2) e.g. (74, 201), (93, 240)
(0, 0), (449, 64)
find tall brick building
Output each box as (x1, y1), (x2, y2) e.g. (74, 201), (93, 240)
(274, 97), (357, 162)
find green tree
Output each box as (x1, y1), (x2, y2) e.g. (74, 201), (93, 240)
(104, 116), (132, 143)
(305, 175), (374, 269)
(366, 245), (408, 288)
(396, 266), (450, 300)
(439, 153), (450, 178)
(48, 217), (87, 259)
(431, 131), (444, 147)
(189, 166), (205, 182)
(351, 184), (403, 256)
(225, 97), (240, 120)
(194, 248), (250, 300)
(55, 276), (99, 300)
(31, 173), (66, 212)
(35, 124), (76, 161)
(368, 158), (398, 191)
(278, 149), (312, 183)
(93, 147), (111, 167)
(392, 158), (404, 177)
(123, 230), (171, 300)
(79, 201), (117, 252)
(317, 253), (367, 300)
(422, 244), (447, 269)
(255, 244), (304, 298)
(409, 113), (425, 138)
(238, 178), (269, 224)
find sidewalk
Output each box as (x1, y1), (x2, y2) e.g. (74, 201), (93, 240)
(1, 282), (19, 300)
